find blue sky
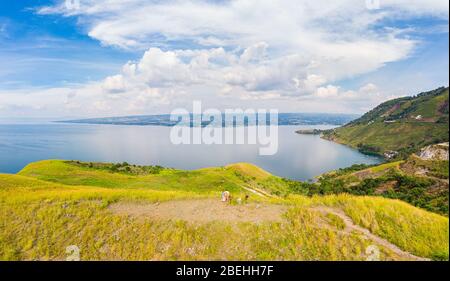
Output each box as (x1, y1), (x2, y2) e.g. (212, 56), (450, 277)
(0, 0), (139, 89)
(0, 0), (448, 118)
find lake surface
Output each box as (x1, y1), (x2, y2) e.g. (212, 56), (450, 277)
(0, 123), (381, 180)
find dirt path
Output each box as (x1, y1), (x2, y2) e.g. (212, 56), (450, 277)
(109, 199), (288, 223)
(239, 184), (276, 198)
(108, 199), (430, 261)
(311, 206), (430, 261)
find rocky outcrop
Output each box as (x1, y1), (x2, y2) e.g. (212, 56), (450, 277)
(418, 143), (449, 161)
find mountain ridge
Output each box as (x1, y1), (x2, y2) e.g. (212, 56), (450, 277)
(322, 87), (449, 159)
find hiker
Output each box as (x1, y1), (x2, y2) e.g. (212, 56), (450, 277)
(221, 191), (230, 203)
(244, 194), (249, 204)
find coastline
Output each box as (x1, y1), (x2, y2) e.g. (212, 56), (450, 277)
(296, 128), (387, 160)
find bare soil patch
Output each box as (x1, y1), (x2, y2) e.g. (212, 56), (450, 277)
(108, 199), (288, 223)
(353, 170), (373, 180)
(375, 180), (397, 195)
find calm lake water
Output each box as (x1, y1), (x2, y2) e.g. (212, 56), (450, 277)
(0, 123), (381, 180)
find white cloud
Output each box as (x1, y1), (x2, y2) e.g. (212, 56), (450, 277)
(37, 1), (448, 49)
(360, 83), (378, 94)
(240, 42), (268, 63)
(102, 75), (126, 93)
(316, 85), (340, 98)
(35, 0), (438, 88)
(95, 44), (335, 100)
(3, 0), (446, 117)
(312, 83), (389, 106)
(380, 0), (449, 17)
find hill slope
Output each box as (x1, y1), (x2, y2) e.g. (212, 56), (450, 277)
(322, 87), (449, 159)
(299, 145), (448, 215)
(0, 160), (448, 261)
(18, 160), (291, 197)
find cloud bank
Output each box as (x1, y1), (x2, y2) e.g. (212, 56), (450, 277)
(1, 0), (448, 117)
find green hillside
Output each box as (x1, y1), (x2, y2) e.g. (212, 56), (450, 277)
(296, 153), (448, 215)
(0, 160), (448, 261)
(18, 160), (291, 197)
(323, 87), (449, 159)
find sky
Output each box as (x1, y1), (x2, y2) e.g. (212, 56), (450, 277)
(0, 0), (448, 119)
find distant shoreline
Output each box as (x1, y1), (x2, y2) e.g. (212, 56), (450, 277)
(56, 113), (359, 127)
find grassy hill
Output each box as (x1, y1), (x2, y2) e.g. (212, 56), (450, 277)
(295, 152), (448, 215)
(18, 160), (291, 197)
(0, 160), (448, 261)
(322, 87), (449, 159)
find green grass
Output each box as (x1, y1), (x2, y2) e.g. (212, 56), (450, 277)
(0, 196), (373, 261)
(303, 156), (449, 215)
(19, 160), (288, 194)
(405, 155), (449, 179)
(326, 121), (448, 156)
(370, 161), (403, 173)
(1, 160), (448, 261)
(19, 160), (293, 199)
(323, 87), (449, 158)
(338, 196), (448, 260)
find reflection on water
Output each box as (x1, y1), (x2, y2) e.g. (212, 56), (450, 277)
(0, 124), (381, 180)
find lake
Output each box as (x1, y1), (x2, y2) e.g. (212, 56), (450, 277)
(0, 123), (381, 180)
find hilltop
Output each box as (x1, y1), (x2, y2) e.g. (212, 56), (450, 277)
(322, 87), (449, 159)
(0, 160), (448, 261)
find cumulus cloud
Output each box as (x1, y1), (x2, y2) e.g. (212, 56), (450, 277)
(312, 83), (388, 105)
(99, 45), (319, 97)
(240, 42), (268, 64)
(102, 75), (126, 93)
(37, 0), (447, 49)
(3, 0), (446, 117)
(316, 85), (340, 98)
